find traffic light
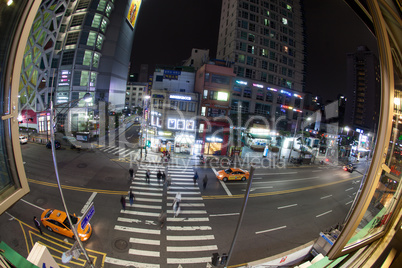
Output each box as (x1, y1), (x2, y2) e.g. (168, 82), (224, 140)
(211, 253), (220, 266)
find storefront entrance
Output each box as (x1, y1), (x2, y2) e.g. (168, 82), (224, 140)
(204, 142), (222, 155)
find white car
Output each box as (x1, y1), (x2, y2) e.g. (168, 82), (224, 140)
(19, 135), (28, 144)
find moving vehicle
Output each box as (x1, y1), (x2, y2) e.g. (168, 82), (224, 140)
(343, 163), (355, 173)
(46, 140), (61, 149)
(216, 168), (250, 182)
(19, 135), (28, 144)
(41, 209), (92, 241)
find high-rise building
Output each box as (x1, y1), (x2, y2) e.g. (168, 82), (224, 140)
(216, 0), (306, 92)
(345, 46), (381, 133)
(18, 0), (142, 134)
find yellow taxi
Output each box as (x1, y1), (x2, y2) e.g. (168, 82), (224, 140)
(216, 168), (250, 182)
(41, 209), (92, 241)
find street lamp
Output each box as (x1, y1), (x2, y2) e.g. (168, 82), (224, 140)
(140, 95), (151, 160)
(49, 92), (93, 267)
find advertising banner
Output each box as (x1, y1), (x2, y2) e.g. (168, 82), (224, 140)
(127, 0), (142, 28)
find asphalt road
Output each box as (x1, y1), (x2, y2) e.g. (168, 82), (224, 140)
(0, 135), (363, 267)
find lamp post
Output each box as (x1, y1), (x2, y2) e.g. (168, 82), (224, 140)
(50, 93), (93, 267)
(140, 95), (150, 160)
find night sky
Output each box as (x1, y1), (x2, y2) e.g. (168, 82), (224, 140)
(130, 0), (378, 102)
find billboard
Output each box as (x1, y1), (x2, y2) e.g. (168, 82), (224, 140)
(127, 0), (142, 28)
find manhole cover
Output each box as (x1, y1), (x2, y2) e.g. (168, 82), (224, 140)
(77, 163), (87, 168)
(35, 198), (46, 206)
(105, 177), (114, 182)
(113, 239), (128, 250)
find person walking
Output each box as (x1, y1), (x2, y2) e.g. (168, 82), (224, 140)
(173, 192), (181, 217)
(157, 170), (162, 184)
(129, 190), (135, 206)
(167, 174), (172, 190)
(203, 175), (208, 190)
(129, 168), (134, 180)
(146, 169), (151, 183)
(193, 171), (199, 185)
(33, 216), (43, 235)
(120, 195), (126, 210)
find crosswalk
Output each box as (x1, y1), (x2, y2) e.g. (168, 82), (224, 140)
(97, 145), (138, 159)
(106, 164), (217, 267)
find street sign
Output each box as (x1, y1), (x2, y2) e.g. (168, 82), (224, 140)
(80, 204), (95, 229)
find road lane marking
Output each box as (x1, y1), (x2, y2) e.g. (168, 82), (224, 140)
(121, 210), (160, 217)
(312, 170), (322, 172)
(129, 238), (160, 246)
(219, 180), (233, 196)
(167, 210), (207, 214)
(167, 226), (212, 231)
(167, 217), (209, 222)
(256, 225), (287, 234)
(114, 225), (160, 234)
(167, 235), (215, 241)
(345, 188), (354, 191)
(167, 257), (212, 264)
(167, 196), (203, 201)
(167, 245), (218, 252)
(316, 210), (333, 217)
(125, 197), (161, 203)
(210, 213), (239, 217)
(127, 204), (162, 210)
(277, 204), (297, 209)
(167, 202), (205, 207)
(117, 217), (142, 224)
(346, 200), (353, 205)
(20, 199), (45, 211)
(129, 249), (160, 257)
(254, 172), (297, 176)
(104, 256), (159, 268)
(320, 195), (332, 199)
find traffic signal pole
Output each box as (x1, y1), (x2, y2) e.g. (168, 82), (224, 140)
(224, 165), (255, 267)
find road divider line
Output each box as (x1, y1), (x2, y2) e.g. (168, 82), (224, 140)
(345, 200), (353, 205)
(210, 213), (240, 217)
(316, 210), (333, 218)
(255, 172), (297, 176)
(345, 188), (354, 191)
(320, 195), (332, 199)
(20, 199), (45, 211)
(277, 204), (297, 210)
(256, 225), (287, 234)
(219, 180), (233, 196)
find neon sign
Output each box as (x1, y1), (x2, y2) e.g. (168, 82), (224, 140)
(170, 95), (191, 101)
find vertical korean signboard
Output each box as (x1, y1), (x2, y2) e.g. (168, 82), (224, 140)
(127, 0), (142, 29)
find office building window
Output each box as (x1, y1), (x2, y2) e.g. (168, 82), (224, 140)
(211, 74), (230, 85)
(83, 50), (92, 66)
(96, 35), (104, 50)
(247, 45), (255, 54)
(100, 18), (108, 33)
(255, 103), (270, 115)
(91, 14), (102, 29)
(245, 68), (253, 79)
(86, 31), (97, 46)
(105, 4), (112, 17)
(61, 51), (75, 65)
(238, 54), (245, 63)
(203, 90), (208, 99)
(77, 0), (91, 10)
(66, 32), (79, 45)
(237, 66), (245, 77)
(256, 89), (264, 100)
(97, 0), (107, 12)
(246, 56), (255, 66)
(240, 31), (247, 40)
(179, 102), (187, 111)
(71, 14), (85, 27)
(93, 52), (100, 68)
(262, 60), (268, 69)
(248, 34), (255, 42)
(261, 72), (267, 82)
(266, 91), (273, 102)
(249, 23), (256, 32)
(243, 87), (251, 98)
(188, 102), (196, 112)
(233, 86), (242, 97)
(170, 101), (178, 110)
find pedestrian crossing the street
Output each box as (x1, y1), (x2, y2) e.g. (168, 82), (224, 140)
(105, 164), (217, 267)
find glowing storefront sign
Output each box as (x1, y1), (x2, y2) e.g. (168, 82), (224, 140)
(186, 120), (195, 130)
(206, 137), (223, 142)
(253, 83), (264, 88)
(267, 87), (278, 92)
(235, 80), (248, 85)
(158, 131), (172, 136)
(280, 90), (292, 96)
(177, 120), (185, 130)
(170, 95), (191, 101)
(281, 105), (293, 110)
(127, 0), (142, 28)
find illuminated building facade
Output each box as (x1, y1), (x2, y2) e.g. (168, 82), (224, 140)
(216, 0), (306, 92)
(17, 0), (142, 134)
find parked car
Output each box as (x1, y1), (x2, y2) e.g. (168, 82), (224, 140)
(19, 135), (28, 144)
(343, 163), (355, 173)
(216, 168), (250, 182)
(41, 209), (92, 241)
(46, 140), (61, 149)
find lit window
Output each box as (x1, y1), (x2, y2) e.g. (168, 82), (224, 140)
(91, 14), (102, 28)
(83, 50), (92, 66)
(93, 52), (100, 68)
(96, 35), (104, 50)
(284, 46), (289, 53)
(282, 18), (288, 25)
(87, 31), (97, 46)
